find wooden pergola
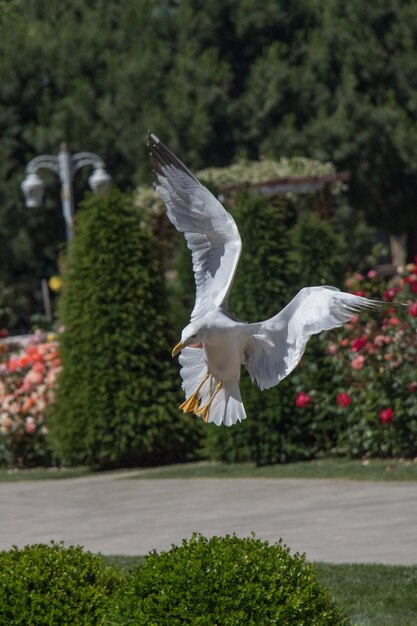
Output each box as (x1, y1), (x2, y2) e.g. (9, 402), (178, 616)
(218, 171), (351, 221)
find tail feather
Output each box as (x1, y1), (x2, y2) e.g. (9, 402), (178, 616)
(179, 347), (208, 398)
(179, 347), (246, 426)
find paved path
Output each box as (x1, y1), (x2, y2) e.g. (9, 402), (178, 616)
(1, 473), (417, 564)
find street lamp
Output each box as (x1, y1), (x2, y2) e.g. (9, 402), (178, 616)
(21, 143), (111, 241)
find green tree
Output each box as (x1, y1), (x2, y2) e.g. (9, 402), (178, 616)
(48, 188), (201, 468)
(0, 0), (231, 328)
(3, 0), (417, 329)
(243, 0), (417, 254)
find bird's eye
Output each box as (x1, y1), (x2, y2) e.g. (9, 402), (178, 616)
(191, 334), (197, 339)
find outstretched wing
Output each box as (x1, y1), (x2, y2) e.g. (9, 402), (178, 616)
(244, 286), (380, 390)
(149, 133), (241, 322)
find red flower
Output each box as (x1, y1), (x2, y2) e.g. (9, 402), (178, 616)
(336, 392), (351, 408)
(389, 317), (399, 326)
(351, 290), (365, 297)
(412, 283), (417, 294)
(409, 303), (417, 317)
(379, 408), (394, 424)
(409, 382), (417, 393)
(0, 328), (8, 338)
(351, 335), (368, 352)
(296, 392), (312, 408)
(383, 288), (399, 302)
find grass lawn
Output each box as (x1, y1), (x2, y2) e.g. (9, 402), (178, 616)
(104, 555), (417, 626)
(315, 562), (417, 626)
(129, 457), (417, 481)
(2, 457), (417, 482)
(0, 466), (91, 481)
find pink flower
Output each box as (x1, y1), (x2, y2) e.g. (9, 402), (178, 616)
(367, 269), (378, 279)
(296, 392), (312, 408)
(351, 355), (365, 370)
(354, 273), (365, 282)
(379, 408), (394, 424)
(374, 335), (384, 346)
(336, 392), (351, 408)
(0, 414), (13, 432)
(326, 343), (337, 355)
(8, 402), (19, 414)
(384, 287), (399, 302)
(389, 317), (400, 326)
(409, 303), (417, 317)
(25, 417), (36, 435)
(32, 362), (45, 374)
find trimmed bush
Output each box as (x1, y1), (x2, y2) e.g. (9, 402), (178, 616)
(109, 533), (350, 625)
(205, 194), (344, 464)
(289, 213), (345, 291)
(0, 543), (122, 625)
(48, 189), (201, 468)
(228, 193), (297, 323)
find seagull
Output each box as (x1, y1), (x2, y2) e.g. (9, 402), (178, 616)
(149, 133), (379, 427)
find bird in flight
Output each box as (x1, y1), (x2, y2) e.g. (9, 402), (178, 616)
(149, 133), (379, 427)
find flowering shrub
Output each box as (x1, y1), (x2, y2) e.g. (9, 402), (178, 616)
(312, 261), (417, 458)
(0, 332), (60, 467)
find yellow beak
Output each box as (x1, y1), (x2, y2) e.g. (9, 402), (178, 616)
(172, 340), (186, 358)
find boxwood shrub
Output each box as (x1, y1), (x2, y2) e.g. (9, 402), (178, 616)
(109, 533), (350, 625)
(0, 543), (123, 625)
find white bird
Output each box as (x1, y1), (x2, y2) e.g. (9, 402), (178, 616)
(149, 133), (379, 427)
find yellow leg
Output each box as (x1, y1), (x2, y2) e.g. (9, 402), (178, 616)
(195, 382), (223, 423)
(179, 372), (210, 414)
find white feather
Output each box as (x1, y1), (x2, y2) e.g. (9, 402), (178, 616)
(244, 286), (380, 390)
(149, 134), (241, 322)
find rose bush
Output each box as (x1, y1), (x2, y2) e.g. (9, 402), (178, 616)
(309, 261), (417, 458)
(0, 332), (60, 467)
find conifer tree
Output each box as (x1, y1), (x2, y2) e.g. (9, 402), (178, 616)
(49, 189), (200, 468)
(205, 194), (306, 465)
(289, 213), (345, 292)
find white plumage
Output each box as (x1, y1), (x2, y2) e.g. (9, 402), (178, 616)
(149, 134), (379, 426)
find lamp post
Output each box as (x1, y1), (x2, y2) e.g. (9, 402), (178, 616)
(21, 143), (111, 241)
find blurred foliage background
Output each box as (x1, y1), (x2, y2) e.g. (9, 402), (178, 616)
(1, 0), (417, 329)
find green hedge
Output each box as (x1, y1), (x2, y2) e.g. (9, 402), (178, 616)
(0, 543), (122, 625)
(109, 533), (350, 625)
(48, 189), (201, 468)
(204, 193), (345, 464)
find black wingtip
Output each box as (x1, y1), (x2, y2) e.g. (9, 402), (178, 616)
(147, 134), (199, 184)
